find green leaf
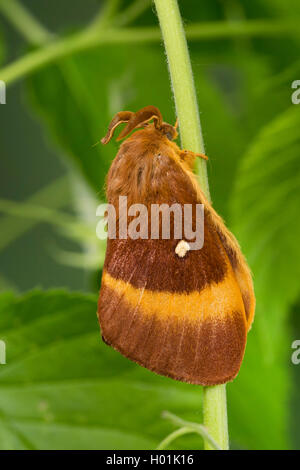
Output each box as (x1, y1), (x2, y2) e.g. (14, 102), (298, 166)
(228, 105), (300, 450)
(0, 290), (205, 450)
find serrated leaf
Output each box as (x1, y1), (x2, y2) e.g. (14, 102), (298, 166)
(0, 290), (205, 450)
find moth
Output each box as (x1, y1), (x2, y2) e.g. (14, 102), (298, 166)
(97, 105), (255, 386)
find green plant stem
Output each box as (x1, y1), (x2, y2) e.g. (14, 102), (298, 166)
(156, 426), (194, 450)
(89, 0), (122, 30)
(115, 0), (151, 27)
(0, 0), (53, 45)
(0, 20), (297, 87)
(162, 411), (221, 450)
(0, 198), (91, 236)
(203, 385), (229, 450)
(0, 176), (71, 251)
(154, 0), (228, 450)
(154, 0), (208, 194)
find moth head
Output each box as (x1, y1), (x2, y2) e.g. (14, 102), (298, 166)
(160, 122), (178, 141)
(101, 106), (178, 144)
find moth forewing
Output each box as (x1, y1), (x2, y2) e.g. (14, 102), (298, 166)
(97, 106), (255, 386)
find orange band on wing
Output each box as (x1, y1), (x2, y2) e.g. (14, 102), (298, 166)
(98, 267), (248, 385)
(101, 262), (246, 324)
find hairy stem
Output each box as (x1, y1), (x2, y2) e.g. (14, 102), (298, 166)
(154, 0), (228, 450)
(203, 385), (229, 450)
(154, 0), (209, 194)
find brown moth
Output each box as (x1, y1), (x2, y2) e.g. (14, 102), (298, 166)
(97, 105), (255, 386)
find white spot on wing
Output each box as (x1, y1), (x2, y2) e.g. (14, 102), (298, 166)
(175, 240), (190, 258)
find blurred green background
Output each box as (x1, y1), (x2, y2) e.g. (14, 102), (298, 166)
(0, 0), (300, 450)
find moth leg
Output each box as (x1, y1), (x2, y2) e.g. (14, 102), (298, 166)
(179, 149), (208, 168)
